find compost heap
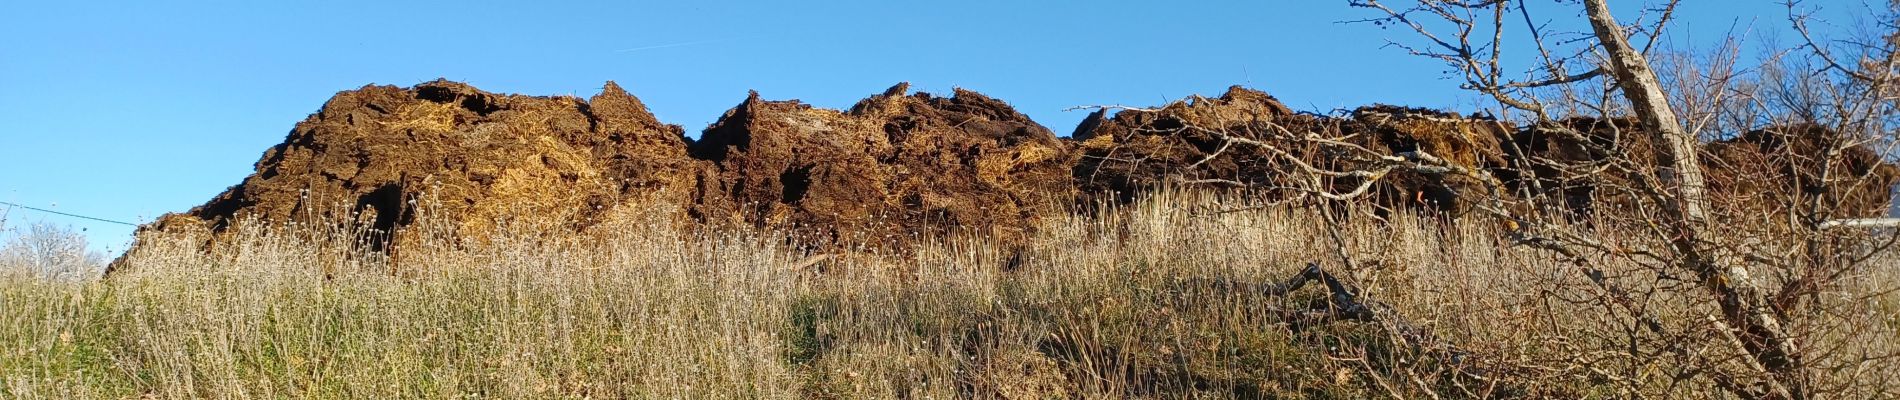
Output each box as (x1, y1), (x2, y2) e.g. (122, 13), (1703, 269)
(120, 80), (1900, 268)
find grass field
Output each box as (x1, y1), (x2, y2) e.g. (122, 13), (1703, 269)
(3, 192), (1896, 399)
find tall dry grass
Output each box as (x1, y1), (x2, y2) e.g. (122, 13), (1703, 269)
(2, 191), (1895, 398)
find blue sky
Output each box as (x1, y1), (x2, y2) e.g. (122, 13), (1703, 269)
(0, 1), (1863, 255)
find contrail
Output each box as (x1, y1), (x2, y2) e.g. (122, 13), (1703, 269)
(613, 37), (745, 53)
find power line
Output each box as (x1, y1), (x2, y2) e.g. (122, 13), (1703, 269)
(0, 200), (139, 227)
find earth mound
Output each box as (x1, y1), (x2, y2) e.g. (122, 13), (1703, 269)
(1070, 86), (1319, 203)
(1499, 117), (1658, 217)
(128, 79), (703, 259)
(118, 81), (1900, 272)
(1344, 105), (1513, 214)
(1506, 119), (1900, 221)
(1070, 87), (1512, 215)
(120, 81), (1078, 270)
(688, 83), (1074, 244)
(1706, 123), (1900, 220)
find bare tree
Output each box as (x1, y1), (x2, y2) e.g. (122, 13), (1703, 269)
(1339, 1), (1900, 397)
(1, 222), (106, 281)
(1581, 2), (1811, 398)
(1073, 0), (1900, 397)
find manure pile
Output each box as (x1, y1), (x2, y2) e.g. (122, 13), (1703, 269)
(124, 79), (1900, 262)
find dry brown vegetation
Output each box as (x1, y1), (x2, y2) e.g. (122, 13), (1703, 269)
(4, 190), (1898, 399)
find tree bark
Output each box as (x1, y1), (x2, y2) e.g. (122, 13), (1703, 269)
(1581, 0), (1804, 398)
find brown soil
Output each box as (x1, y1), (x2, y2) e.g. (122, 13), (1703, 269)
(1502, 117), (1659, 217)
(1344, 105), (1513, 215)
(134, 80), (702, 253)
(1705, 123), (1900, 221)
(124, 81), (1077, 267)
(1071, 86), (1316, 203)
(687, 83), (1074, 244)
(118, 81), (1900, 270)
(1505, 119), (1900, 221)
(1070, 87), (1513, 215)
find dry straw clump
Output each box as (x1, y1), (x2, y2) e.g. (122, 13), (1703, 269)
(3, 191), (1897, 399)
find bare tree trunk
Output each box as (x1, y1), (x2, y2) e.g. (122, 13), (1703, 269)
(1581, 1), (1804, 398)
(1580, 0), (1708, 226)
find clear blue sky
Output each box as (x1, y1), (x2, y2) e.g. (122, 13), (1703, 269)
(0, 1), (1859, 255)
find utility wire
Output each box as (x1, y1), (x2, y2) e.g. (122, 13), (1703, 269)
(0, 200), (138, 226)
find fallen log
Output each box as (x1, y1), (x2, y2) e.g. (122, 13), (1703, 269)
(1264, 263), (1468, 365)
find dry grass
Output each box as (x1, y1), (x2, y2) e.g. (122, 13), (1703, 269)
(2, 191), (1896, 399)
